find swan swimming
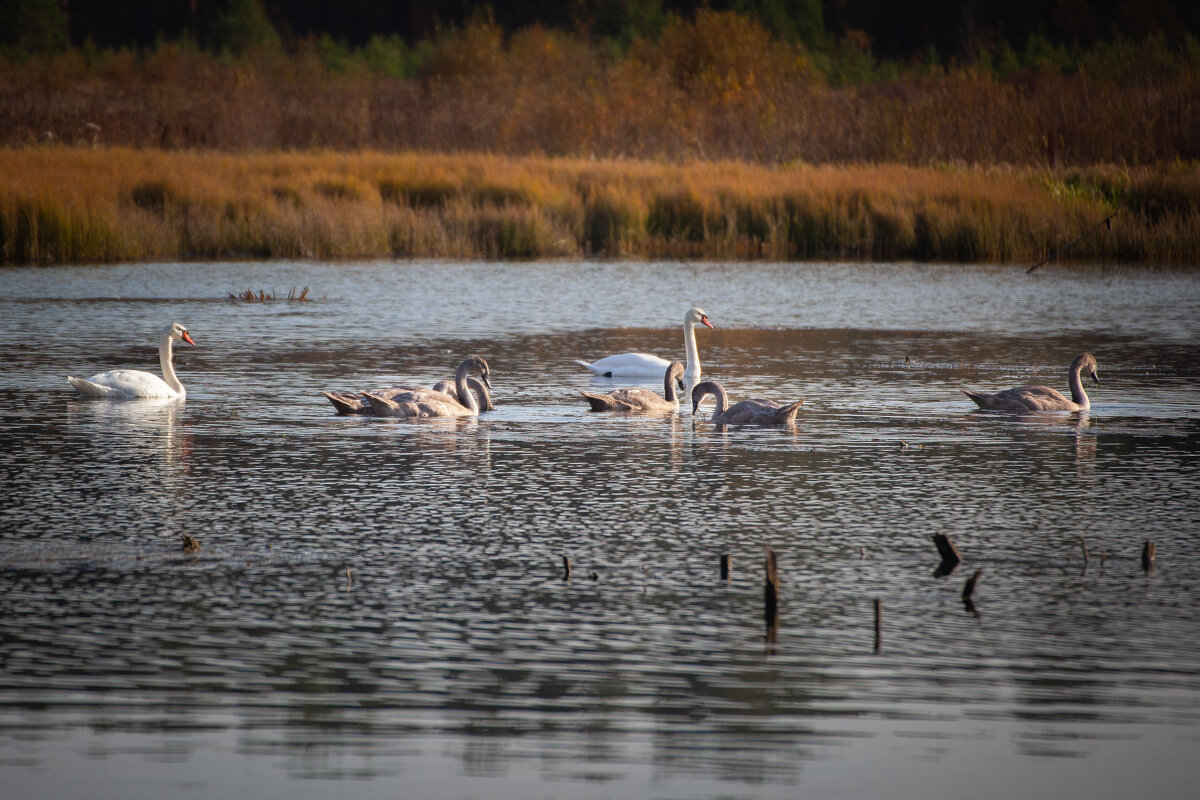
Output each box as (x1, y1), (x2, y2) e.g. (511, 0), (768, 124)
(576, 306), (713, 386)
(68, 322), (196, 398)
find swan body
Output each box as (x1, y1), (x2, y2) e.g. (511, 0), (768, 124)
(348, 356), (492, 419)
(691, 381), (804, 426)
(325, 376), (492, 415)
(963, 353), (1099, 412)
(68, 322), (195, 398)
(576, 307), (713, 384)
(580, 361), (685, 413)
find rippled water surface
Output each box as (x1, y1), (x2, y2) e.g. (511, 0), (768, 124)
(1, 260), (1198, 800)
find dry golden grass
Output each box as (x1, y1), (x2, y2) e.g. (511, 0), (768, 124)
(1, 147), (1196, 264)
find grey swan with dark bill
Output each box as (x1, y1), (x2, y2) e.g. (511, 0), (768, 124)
(579, 361), (685, 413)
(690, 381), (804, 425)
(323, 356), (492, 418)
(962, 353), (1099, 412)
(325, 375), (491, 415)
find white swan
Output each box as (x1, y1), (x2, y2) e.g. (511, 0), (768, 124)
(575, 306), (713, 385)
(68, 322), (196, 398)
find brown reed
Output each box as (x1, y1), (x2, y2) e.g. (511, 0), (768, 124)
(1, 17), (1197, 165)
(0, 147), (1195, 265)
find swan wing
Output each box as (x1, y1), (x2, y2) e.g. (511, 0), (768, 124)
(608, 387), (676, 413)
(968, 385), (1074, 411)
(577, 353), (671, 378)
(71, 369), (178, 398)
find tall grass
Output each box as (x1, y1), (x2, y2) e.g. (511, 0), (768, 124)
(1, 147), (1195, 265)
(2, 16), (1198, 164)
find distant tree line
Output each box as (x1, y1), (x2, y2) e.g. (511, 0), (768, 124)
(3, 0), (1199, 62)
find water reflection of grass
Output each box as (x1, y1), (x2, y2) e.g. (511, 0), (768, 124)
(1, 147), (1195, 265)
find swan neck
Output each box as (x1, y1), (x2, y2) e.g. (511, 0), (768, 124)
(455, 362), (479, 412)
(1068, 363), (1089, 409)
(663, 372), (678, 403)
(698, 381), (727, 416)
(682, 321), (701, 382)
(159, 332), (184, 394)
(711, 383), (728, 416)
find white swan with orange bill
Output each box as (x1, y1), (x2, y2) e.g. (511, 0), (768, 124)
(575, 306), (713, 385)
(68, 322), (196, 398)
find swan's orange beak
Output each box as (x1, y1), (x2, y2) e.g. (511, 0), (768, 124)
(181, 331), (196, 346)
(701, 316), (714, 330)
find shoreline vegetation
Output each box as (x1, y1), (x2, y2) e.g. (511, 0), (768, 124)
(2, 148), (1195, 265)
(4, 14), (1198, 164)
(2, 9), (1197, 265)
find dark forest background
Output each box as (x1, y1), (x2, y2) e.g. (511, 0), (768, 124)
(5, 0), (1200, 63)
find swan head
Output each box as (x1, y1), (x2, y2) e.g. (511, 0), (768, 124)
(464, 355), (491, 388)
(686, 307), (714, 330)
(666, 360), (685, 389)
(163, 322), (195, 346)
(690, 381), (718, 415)
(1073, 353), (1099, 384)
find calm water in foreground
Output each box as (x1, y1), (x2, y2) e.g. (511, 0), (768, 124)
(1, 260), (1198, 800)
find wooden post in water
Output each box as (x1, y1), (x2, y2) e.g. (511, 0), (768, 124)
(962, 569), (982, 617)
(932, 533), (961, 576)
(873, 599), (882, 654)
(562, 555), (572, 581)
(1141, 541), (1157, 573)
(764, 549), (779, 643)
(720, 553), (731, 581)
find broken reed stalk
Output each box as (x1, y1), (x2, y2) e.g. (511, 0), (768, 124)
(962, 570), (982, 601)
(764, 548), (779, 642)
(1026, 208), (1120, 273)
(1079, 534), (1090, 562)
(720, 553), (731, 581)
(1141, 541), (1157, 572)
(873, 598), (881, 654)
(562, 555), (572, 581)
(230, 286), (311, 302)
(932, 533), (961, 576)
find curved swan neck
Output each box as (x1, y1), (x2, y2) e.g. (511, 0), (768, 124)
(693, 381), (727, 416)
(663, 371), (680, 403)
(1068, 359), (1090, 409)
(468, 376), (492, 411)
(455, 360), (480, 413)
(158, 330), (184, 395)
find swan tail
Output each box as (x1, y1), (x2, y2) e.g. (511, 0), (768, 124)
(961, 390), (990, 408)
(774, 399), (805, 424)
(574, 359), (599, 374)
(359, 392), (398, 415)
(579, 391), (615, 412)
(323, 391), (367, 415)
(68, 376), (111, 397)
(361, 392), (417, 417)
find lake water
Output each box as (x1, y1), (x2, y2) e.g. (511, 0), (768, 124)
(1, 259), (1198, 800)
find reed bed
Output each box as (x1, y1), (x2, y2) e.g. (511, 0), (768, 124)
(1, 147), (1196, 265)
(2, 18), (1198, 165)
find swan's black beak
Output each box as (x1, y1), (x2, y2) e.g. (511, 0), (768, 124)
(181, 331), (196, 346)
(691, 400), (700, 415)
(482, 373), (492, 389)
(1091, 370), (1100, 384)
